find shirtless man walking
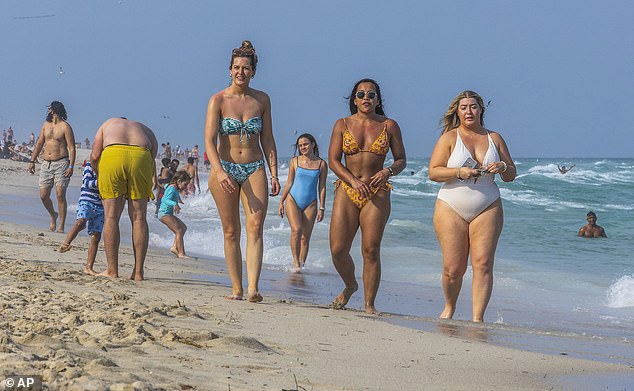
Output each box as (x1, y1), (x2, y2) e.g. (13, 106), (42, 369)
(90, 117), (158, 280)
(28, 101), (76, 233)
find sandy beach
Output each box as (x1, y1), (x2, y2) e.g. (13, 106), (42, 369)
(1, 155), (632, 391)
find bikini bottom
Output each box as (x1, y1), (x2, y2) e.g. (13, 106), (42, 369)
(221, 159), (265, 185)
(335, 179), (392, 209)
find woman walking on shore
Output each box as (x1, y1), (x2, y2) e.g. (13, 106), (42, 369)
(204, 40), (280, 302)
(278, 133), (328, 272)
(428, 90), (516, 322)
(328, 78), (406, 314)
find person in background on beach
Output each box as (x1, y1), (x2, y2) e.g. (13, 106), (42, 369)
(204, 40), (280, 302)
(278, 133), (328, 273)
(558, 164), (575, 174)
(29, 132), (35, 147)
(203, 151), (210, 171)
(59, 161), (104, 275)
(27, 101), (77, 233)
(184, 156), (200, 195)
(428, 90), (516, 322)
(155, 157), (174, 215)
(328, 78), (406, 314)
(84, 137), (90, 149)
(90, 117), (158, 281)
(159, 170), (192, 258)
(171, 158), (180, 172)
(577, 211), (607, 238)
(191, 144), (200, 165)
(7, 127), (14, 144)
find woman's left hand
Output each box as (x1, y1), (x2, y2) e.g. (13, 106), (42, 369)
(270, 177), (280, 196)
(316, 209), (324, 222)
(369, 168), (391, 188)
(484, 161), (507, 174)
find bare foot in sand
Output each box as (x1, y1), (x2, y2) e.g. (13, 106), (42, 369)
(129, 271), (144, 281)
(440, 306), (455, 320)
(247, 292), (263, 303)
(365, 305), (381, 315)
(98, 270), (119, 278)
(226, 294), (244, 301)
(49, 211), (59, 231)
(83, 267), (97, 275)
(55, 227), (65, 233)
(331, 281), (358, 310)
(170, 246), (178, 256)
(59, 243), (71, 253)
(177, 253), (191, 259)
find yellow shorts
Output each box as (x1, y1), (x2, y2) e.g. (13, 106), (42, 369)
(98, 145), (155, 200)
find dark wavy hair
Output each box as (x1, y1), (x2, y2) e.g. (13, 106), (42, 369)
(170, 170), (191, 185)
(347, 78), (385, 115)
(230, 40), (258, 70)
(293, 133), (319, 157)
(46, 101), (67, 122)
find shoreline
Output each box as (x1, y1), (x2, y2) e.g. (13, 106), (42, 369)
(1, 156), (633, 390)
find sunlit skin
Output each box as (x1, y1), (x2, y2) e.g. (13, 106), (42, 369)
(328, 81), (406, 314)
(577, 214), (607, 238)
(428, 97), (516, 322)
(278, 137), (328, 272)
(204, 52), (279, 302)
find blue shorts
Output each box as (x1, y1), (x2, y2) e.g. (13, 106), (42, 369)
(76, 200), (104, 235)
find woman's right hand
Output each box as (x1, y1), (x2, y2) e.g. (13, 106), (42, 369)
(278, 201), (285, 218)
(216, 170), (237, 193)
(350, 177), (371, 199)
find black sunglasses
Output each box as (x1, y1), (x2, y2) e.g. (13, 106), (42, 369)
(355, 91), (377, 100)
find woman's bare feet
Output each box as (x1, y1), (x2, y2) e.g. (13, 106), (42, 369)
(330, 281), (358, 310)
(98, 270), (118, 278)
(226, 294), (244, 301)
(170, 246), (178, 256)
(83, 267), (97, 275)
(440, 306), (455, 319)
(177, 253), (191, 259)
(129, 271), (144, 281)
(247, 292), (263, 303)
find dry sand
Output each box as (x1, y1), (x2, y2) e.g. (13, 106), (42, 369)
(0, 156), (631, 390)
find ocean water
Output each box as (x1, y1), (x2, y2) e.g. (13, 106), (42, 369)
(4, 158), (633, 364)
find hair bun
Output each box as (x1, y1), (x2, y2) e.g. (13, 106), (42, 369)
(241, 40), (254, 50)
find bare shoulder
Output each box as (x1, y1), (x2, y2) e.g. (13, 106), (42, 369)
(333, 118), (347, 133)
(487, 129), (505, 143)
(385, 118), (402, 133)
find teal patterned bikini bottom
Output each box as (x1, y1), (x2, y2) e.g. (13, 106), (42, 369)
(220, 159), (265, 184)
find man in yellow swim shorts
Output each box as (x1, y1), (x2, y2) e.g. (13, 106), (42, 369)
(90, 117), (158, 281)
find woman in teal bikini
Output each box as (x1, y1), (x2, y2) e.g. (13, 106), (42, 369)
(204, 40), (280, 302)
(278, 134), (328, 273)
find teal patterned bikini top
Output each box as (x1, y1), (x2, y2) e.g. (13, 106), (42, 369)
(220, 117), (263, 143)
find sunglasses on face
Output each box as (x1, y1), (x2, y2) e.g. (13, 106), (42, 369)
(355, 91), (377, 100)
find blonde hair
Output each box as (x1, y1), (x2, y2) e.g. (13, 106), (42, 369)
(440, 90), (486, 134)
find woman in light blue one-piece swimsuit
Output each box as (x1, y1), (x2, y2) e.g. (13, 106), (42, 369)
(278, 134), (328, 272)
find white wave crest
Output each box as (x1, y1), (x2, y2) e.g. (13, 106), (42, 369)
(606, 275), (634, 308)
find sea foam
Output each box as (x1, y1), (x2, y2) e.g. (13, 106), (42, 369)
(606, 275), (634, 308)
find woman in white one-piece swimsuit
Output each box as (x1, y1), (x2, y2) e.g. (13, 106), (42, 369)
(428, 90), (516, 323)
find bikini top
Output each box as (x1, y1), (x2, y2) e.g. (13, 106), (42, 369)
(447, 129), (499, 174)
(342, 119), (390, 156)
(220, 117), (263, 143)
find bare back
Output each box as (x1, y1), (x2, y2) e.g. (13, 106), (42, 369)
(39, 120), (74, 161)
(101, 118), (155, 150)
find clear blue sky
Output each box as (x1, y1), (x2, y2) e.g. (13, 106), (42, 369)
(2, 1), (633, 158)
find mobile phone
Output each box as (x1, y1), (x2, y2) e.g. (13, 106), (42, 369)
(462, 157), (479, 169)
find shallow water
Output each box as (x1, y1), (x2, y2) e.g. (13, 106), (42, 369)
(4, 157), (633, 365)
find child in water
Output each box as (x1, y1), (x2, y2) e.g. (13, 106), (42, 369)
(59, 161), (104, 275)
(158, 170), (192, 258)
